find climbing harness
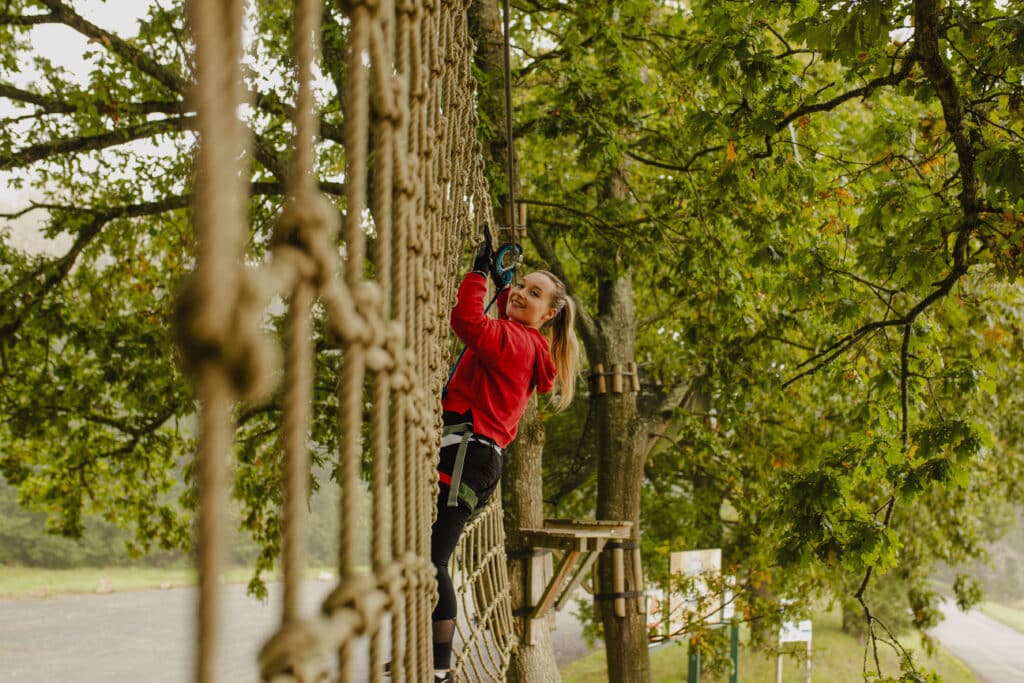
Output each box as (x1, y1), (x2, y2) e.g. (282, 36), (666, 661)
(438, 424), (492, 512)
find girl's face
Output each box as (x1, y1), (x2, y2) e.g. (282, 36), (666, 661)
(506, 272), (558, 329)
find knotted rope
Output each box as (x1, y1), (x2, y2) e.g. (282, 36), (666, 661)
(177, 0), (517, 681)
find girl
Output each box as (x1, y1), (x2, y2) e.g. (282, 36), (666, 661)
(429, 250), (580, 682)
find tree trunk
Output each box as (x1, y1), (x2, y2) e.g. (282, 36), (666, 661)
(503, 399), (561, 683)
(591, 272), (653, 683)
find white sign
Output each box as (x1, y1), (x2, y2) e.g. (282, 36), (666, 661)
(668, 548), (722, 634)
(779, 619), (812, 644)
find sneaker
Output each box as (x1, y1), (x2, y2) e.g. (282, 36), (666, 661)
(433, 673), (453, 683)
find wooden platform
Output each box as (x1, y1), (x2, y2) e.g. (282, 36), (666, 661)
(518, 518), (633, 637)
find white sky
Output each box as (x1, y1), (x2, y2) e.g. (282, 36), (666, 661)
(2, 1), (153, 254)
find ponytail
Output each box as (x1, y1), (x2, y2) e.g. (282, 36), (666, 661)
(538, 270), (580, 412)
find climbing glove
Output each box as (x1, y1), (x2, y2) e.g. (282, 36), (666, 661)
(471, 229), (509, 290)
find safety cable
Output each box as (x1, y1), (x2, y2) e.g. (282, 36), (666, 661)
(501, 0), (518, 252)
(443, 0), (520, 397)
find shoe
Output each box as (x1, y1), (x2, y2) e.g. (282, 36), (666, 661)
(433, 673), (453, 683)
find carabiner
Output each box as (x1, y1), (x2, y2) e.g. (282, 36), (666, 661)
(493, 243), (523, 288)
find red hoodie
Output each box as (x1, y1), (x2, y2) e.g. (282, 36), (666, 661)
(442, 272), (556, 448)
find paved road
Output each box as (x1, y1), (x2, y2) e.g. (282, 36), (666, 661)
(0, 581), (594, 682)
(930, 601), (1024, 683)
(17, 583), (1020, 683)
(1, 581), (329, 682)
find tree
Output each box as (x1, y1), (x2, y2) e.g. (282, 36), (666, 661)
(506, 0), (1024, 680)
(4, 3), (1024, 683)
(0, 0), (351, 583)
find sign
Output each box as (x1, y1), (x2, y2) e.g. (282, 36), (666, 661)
(779, 619), (812, 644)
(668, 548), (722, 634)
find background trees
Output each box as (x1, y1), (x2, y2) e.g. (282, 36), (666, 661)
(3, 1), (1024, 681)
(506, 0), (1024, 679)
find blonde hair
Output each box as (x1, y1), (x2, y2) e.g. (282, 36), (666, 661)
(537, 270), (580, 412)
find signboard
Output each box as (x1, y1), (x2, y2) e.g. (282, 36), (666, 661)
(668, 548), (722, 634)
(779, 619), (812, 643)
(777, 614), (812, 683)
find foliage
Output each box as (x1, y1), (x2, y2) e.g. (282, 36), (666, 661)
(3, 1), (1024, 680)
(0, 0), (347, 589)
(560, 606), (975, 682)
(509, 0), (1024, 677)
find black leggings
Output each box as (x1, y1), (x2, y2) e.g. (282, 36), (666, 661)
(431, 437), (502, 667)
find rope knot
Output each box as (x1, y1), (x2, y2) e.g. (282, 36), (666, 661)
(352, 280), (388, 350)
(173, 269), (281, 401)
(336, 0), (378, 15)
(271, 192), (341, 289)
(386, 325), (415, 390)
(321, 573), (390, 635)
(258, 618), (331, 683)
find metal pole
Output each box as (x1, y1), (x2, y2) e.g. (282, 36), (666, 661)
(729, 623), (739, 683)
(687, 636), (700, 683)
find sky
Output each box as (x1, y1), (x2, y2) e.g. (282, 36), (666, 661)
(2, 1), (153, 254)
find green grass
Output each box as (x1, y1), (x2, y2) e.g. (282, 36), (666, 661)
(560, 609), (977, 682)
(0, 566), (336, 598)
(979, 600), (1024, 634)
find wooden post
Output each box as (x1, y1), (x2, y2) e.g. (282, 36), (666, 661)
(593, 363), (606, 395)
(612, 545), (625, 617)
(632, 546), (644, 614)
(729, 622), (740, 683)
(611, 364), (624, 393)
(628, 361), (641, 392)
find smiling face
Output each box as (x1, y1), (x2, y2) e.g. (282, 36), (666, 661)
(505, 271), (559, 329)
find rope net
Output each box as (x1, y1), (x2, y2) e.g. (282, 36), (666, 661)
(175, 0), (515, 680)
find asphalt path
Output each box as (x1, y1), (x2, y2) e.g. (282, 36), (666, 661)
(930, 600), (1024, 683)
(9, 582), (1017, 683)
(0, 580), (595, 682)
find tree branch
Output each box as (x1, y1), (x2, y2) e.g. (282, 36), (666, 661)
(36, 0), (188, 94)
(0, 11), (58, 25)
(625, 145), (722, 173)
(0, 82), (184, 117)
(651, 380), (694, 420)
(0, 115), (195, 171)
(775, 48), (915, 131)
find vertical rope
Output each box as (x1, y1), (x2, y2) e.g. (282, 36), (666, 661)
(281, 283), (313, 625)
(291, 0), (321, 193)
(338, 0), (371, 573)
(369, 1), (397, 679)
(277, 0), (324, 630)
(193, 373), (233, 683)
(337, 0), (372, 677)
(501, 0), (516, 235)
(182, 1), (249, 681)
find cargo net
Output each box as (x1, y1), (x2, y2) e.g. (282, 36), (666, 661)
(174, 0), (515, 680)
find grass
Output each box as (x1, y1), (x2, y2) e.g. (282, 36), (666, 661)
(979, 600), (1024, 634)
(0, 566), (336, 598)
(560, 608), (977, 683)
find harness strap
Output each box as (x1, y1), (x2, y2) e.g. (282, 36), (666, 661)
(437, 470), (479, 512)
(442, 421), (474, 509)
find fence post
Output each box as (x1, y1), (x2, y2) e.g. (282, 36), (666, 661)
(687, 636), (700, 683)
(729, 622), (739, 683)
